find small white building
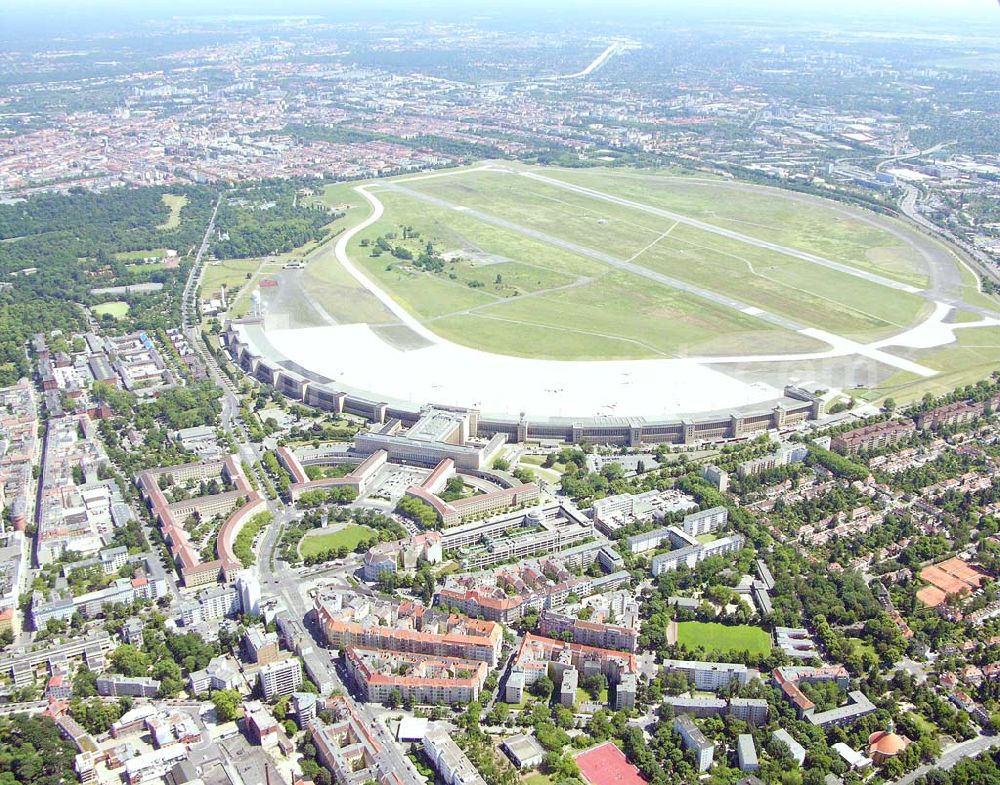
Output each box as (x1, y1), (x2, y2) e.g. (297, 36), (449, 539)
(502, 733), (546, 770)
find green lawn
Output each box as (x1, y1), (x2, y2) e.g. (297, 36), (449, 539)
(537, 166), (930, 287)
(93, 301), (130, 319)
(158, 194), (188, 230)
(577, 686), (609, 705)
(866, 325), (1000, 404)
(417, 172), (926, 339)
(906, 712), (937, 736)
(300, 183), (403, 327)
(523, 773), (553, 785)
(675, 621), (772, 657)
(848, 637), (878, 662)
(299, 524), (376, 558)
(308, 165), (940, 360)
(200, 259), (262, 301)
(292, 164), (992, 395)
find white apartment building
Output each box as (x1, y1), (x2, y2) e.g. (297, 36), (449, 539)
(424, 724), (488, 785)
(258, 657), (303, 699)
(662, 659), (749, 691)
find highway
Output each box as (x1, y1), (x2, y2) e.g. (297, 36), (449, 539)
(179, 199), (268, 489)
(897, 181), (1000, 298)
(559, 41), (626, 79)
(481, 40), (633, 86)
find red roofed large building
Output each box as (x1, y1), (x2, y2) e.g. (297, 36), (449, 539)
(404, 458), (539, 527)
(136, 456), (264, 586)
(315, 594), (503, 666)
(344, 647), (488, 705)
(831, 420), (915, 455)
(506, 633), (637, 709)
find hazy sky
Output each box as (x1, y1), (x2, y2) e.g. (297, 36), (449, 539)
(0, 0), (997, 36)
(0, 0), (996, 14)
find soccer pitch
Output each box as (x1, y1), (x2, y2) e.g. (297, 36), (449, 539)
(320, 164), (934, 360)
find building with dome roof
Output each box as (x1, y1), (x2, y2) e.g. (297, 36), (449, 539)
(867, 725), (911, 766)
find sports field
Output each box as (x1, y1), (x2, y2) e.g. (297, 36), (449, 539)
(299, 524), (375, 558)
(93, 301), (130, 319)
(675, 621), (772, 657)
(316, 164), (934, 360)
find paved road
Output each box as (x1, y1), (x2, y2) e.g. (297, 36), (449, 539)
(898, 182), (1000, 308)
(257, 539), (426, 785)
(892, 733), (1000, 785)
(181, 196), (221, 330)
(559, 41), (625, 79)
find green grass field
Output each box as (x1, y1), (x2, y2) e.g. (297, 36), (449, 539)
(298, 164), (940, 361)
(158, 194), (188, 230)
(93, 301), (130, 319)
(906, 712), (937, 736)
(286, 164), (1000, 406)
(299, 524), (376, 558)
(577, 686), (609, 705)
(865, 326), (1000, 403)
(539, 167), (929, 286)
(302, 183), (402, 327)
(402, 168), (928, 343)
(675, 621), (772, 657)
(200, 258), (262, 300)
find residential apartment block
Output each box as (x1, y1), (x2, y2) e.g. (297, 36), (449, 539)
(316, 592), (503, 666)
(673, 715), (714, 772)
(424, 724), (488, 785)
(258, 657), (303, 699)
(505, 633), (637, 710)
(831, 421), (915, 456)
(345, 647), (488, 705)
(539, 610), (640, 653)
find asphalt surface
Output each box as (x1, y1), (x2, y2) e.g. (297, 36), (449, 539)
(892, 733), (1000, 785)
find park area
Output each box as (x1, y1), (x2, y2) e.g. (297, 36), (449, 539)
(246, 161), (1000, 415)
(158, 194), (188, 230)
(674, 621), (772, 657)
(298, 524), (376, 558)
(326, 164), (935, 360)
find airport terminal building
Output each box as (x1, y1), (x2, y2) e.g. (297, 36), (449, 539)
(223, 321), (823, 446)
